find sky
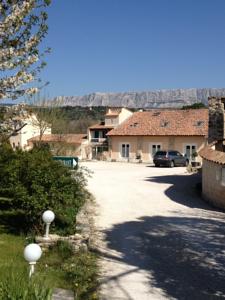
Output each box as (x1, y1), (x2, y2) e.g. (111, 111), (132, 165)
(40, 0), (225, 98)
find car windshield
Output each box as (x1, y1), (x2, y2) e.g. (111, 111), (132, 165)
(155, 151), (167, 156)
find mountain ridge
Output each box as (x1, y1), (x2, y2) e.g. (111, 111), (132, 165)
(52, 88), (225, 108)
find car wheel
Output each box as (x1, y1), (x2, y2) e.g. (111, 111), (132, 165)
(170, 160), (175, 168)
(155, 163), (160, 167)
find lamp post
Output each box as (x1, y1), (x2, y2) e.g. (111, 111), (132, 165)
(42, 210), (55, 240)
(24, 243), (42, 278)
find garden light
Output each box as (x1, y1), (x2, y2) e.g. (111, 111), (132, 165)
(24, 243), (42, 277)
(42, 210), (55, 239)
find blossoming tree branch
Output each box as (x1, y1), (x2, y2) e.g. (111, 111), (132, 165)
(0, 0), (51, 101)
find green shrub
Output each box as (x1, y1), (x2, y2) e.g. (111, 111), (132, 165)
(55, 240), (74, 260)
(39, 241), (99, 299)
(0, 266), (52, 300)
(0, 144), (87, 234)
(63, 251), (99, 299)
(182, 102), (206, 109)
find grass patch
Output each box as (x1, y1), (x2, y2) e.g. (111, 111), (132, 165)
(0, 233), (70, 292)
(0, 234), (99, 299)
(0, 234), (52, 299)
(0, 233), (25, 266)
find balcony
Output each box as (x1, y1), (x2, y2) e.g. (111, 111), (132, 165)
(90, 138), (107, 144)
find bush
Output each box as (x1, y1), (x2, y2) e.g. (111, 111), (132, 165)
(63, 251), (99, 300)
(0, 144), (87, 234)
(51, 241), (98, 300)
(182, 102), (206, 109)
(55, 240), (74, 260)
(39, 241), (99, 299)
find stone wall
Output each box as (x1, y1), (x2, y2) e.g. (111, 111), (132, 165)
(200, 97), (225, 209)
(208, 97), (225, 145)
(201, 158), (225, 209)
(36, 197), (97, 252)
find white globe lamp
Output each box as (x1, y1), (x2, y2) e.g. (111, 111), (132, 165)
(24, 243), (42, 277)
(42, 210), (55, 239)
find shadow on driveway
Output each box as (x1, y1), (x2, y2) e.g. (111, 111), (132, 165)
(144, 171), (223, 211)
(101, 215), (225, 299)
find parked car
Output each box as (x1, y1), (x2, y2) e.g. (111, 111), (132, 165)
(153, 150), (189, 167)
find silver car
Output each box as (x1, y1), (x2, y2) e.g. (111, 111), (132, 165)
(153, 150), (189, 167)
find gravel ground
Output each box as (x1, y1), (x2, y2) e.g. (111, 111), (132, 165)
(81, 161), (225, 300)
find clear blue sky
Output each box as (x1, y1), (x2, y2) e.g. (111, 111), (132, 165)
(41, 0), (225, 97)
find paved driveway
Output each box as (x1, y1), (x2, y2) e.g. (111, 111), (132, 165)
(82, 161), (225, 300)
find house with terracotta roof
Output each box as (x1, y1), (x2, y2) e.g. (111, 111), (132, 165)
(8, 108), (51, 150)
(28, 133), (88, 159)
(87, 108), (133, 159)
(199, 97), (225, 209)
(107, 109), (209, 163)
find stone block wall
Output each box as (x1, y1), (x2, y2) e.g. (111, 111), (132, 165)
(202, 159), (225, 209)
(208, 97), (225, 145)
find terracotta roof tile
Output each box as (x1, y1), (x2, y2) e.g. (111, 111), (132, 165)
(28, 134), (87, 144)
(107, 109), (208, 136)
(105, 114), (119, 117)
(199, 143), (225, 165)
(89, 123), (114, 129)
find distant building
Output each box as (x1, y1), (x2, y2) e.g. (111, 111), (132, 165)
(200, 97), (225, 209)
(87, 108), (133, 159)
(9, 112), (51, 150)
(107, 109), (208, 163)
(28, 134), (88, 160)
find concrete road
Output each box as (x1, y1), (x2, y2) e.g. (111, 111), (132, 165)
(81, 161), (225, 300)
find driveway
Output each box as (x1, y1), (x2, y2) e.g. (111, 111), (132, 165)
(81, 161), (225, 300)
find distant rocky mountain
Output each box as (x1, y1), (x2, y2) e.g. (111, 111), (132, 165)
(52, 88), (225, 108)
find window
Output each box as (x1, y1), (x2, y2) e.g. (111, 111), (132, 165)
(108, 118), (117, 124)
(169, 151), (177, 156)
(121, 144), (130, 158)
(155, 151), (166, 156)
(196, 121), (204, 127)
(152, 144), (161, 157)
(160, 121), (169, 127)
(130, 122), (139, 128)
(153, 112), (161, 116)
(184, 144), (196, 159)
(94, 131), (99, 139)
(171, 151), (182, 156)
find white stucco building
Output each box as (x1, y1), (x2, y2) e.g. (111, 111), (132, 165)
(9, 113), (51, 150)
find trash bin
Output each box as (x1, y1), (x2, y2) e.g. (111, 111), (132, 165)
(53, 156), (79, 169)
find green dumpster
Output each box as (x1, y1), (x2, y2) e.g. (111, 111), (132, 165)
(53, 156), (78, 169)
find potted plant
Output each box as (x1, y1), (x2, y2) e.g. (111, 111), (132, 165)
(191, 151), (199, 167)
(136, 152), (142, 163)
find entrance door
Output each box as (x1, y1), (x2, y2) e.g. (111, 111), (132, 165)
(121, 144), (130, 158)
(185, 145), (196, 160)
(151, 144), (161, 159)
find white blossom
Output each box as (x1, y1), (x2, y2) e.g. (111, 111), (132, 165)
(0, 0), (50, 100)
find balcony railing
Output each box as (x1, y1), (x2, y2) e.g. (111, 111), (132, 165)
(91, 138), (107, 143)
